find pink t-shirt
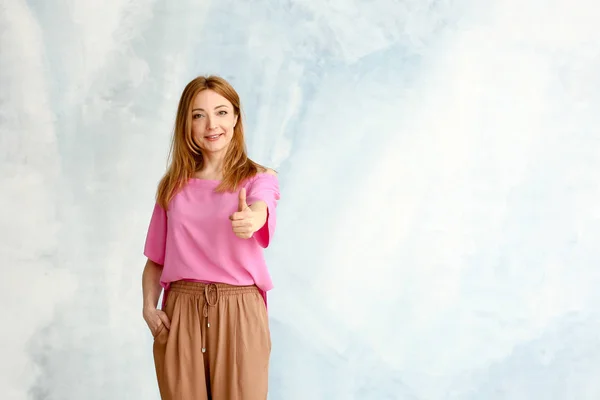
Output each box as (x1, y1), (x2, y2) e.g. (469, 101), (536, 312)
(143, 172), (280, 303)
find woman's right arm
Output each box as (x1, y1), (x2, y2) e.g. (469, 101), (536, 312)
(142, 258), (170, 334)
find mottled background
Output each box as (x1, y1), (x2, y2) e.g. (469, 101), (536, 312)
(2, 0), (600, 399)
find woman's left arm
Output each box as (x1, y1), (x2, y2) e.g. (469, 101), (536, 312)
(249, 200), (268, 219)
(230, 169), (280, 245)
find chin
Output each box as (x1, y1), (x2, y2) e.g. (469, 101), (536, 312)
(203, 141), (231, 153)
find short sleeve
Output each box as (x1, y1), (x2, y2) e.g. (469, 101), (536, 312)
(143, 202), (168, 265)
(246, 173), (281, 248)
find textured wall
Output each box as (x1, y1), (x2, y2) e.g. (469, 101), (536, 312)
(2, 0), (600, 399)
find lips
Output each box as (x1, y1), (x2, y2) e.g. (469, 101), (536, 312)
(205, 133), (223, 140)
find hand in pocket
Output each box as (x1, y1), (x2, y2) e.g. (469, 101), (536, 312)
(143, 307), (171, 336)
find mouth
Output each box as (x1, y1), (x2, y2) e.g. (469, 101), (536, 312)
(205, 133), (223, 141)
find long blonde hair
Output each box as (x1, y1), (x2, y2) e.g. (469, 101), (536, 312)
(156, 75), (266, 209)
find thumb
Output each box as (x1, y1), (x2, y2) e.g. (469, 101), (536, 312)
(238, 188), (249, 211)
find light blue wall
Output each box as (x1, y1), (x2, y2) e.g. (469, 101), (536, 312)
(2, 0), (599, 399)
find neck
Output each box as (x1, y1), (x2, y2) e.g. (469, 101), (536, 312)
(198, 151), (226, 177)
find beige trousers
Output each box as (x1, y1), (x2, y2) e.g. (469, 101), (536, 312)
(153, 281), (271, 400)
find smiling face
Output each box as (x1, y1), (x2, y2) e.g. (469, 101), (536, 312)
(191, 89), (238, 155)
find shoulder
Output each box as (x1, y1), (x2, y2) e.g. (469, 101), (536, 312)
(245, 167), (278, 189)
(255, 166), (278, 177)
(246, 168), (279, 191)
(264, 168), (277, 176)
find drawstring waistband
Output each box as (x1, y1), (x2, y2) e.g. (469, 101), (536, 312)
(167, 280), (260, 355)
(201, 283), (219, 353)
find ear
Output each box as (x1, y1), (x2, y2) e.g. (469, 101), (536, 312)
(233, 113), (239, 128)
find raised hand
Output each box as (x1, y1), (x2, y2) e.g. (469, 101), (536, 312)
(230, 188), (262, 239)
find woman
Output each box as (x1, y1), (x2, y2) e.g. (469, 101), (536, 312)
(141, 75), (280, 400)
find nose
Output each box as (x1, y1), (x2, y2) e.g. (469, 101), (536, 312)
(207, 116), (218, 130)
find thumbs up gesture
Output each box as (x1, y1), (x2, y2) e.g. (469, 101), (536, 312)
(230, 188), (265, 239)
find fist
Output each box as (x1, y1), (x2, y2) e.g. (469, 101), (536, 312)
(230, 188), (259, 239)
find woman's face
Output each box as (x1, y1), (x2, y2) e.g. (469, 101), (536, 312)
(191, 89), (238, 154)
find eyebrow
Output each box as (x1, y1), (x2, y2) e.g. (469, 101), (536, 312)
(192, 105), (229, 112)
